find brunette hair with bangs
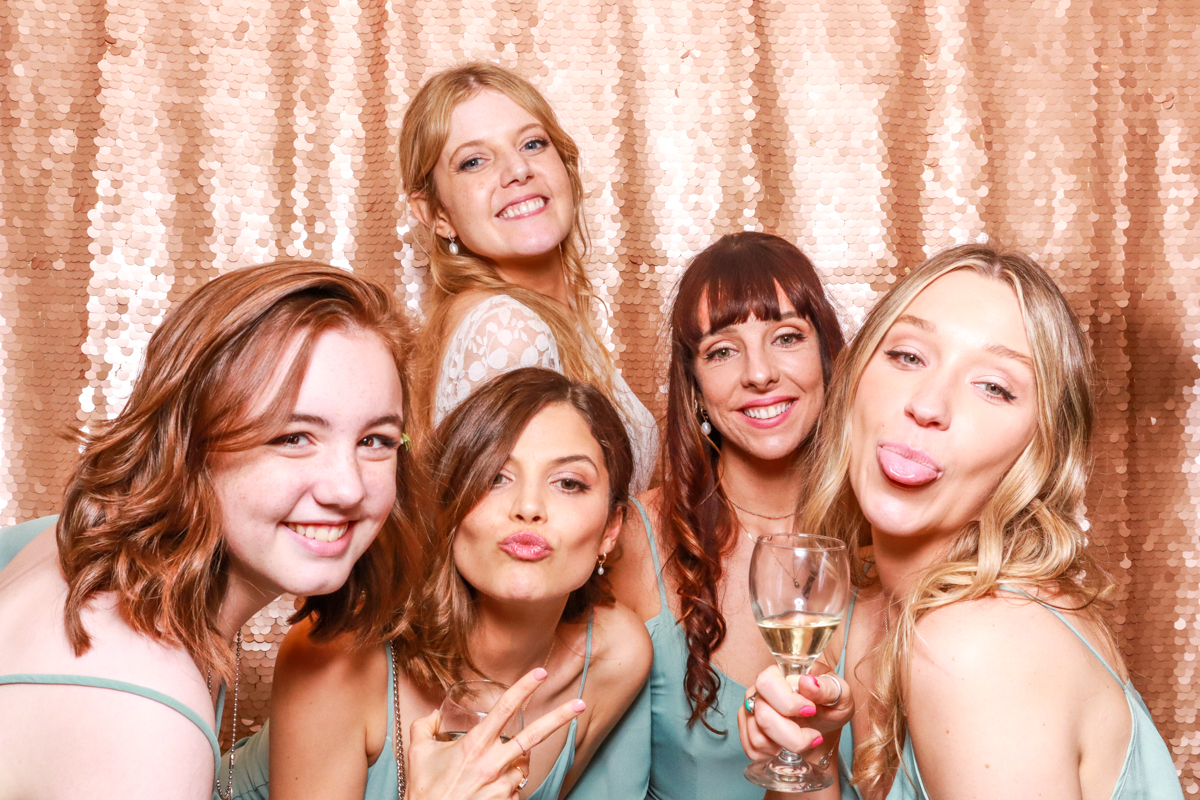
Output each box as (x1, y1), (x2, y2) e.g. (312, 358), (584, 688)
(398, 367), (632, 692)
(661, 231), (844, 729)
(57, 261), (418, 683)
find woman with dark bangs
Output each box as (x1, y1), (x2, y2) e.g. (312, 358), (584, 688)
(0, 263), (567, 800)
(239, 368), (651, 800)
(571, 232), (846, 799)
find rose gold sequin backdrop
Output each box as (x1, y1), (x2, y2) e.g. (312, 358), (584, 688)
(1, 0), (1197, 788)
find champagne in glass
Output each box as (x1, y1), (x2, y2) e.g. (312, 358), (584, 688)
(435, 679), (523, 743)
(744, 534), (851, 792)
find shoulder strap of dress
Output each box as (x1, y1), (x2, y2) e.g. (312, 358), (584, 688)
(0, 673), (221, 770)
(996, 586), (1124, 685)
(629, 498), (669, 610)
(576, 610), (594, 699)
(836, 593), (857, 677)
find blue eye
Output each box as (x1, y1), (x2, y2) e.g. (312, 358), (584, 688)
(458, 156), (483, 171)
(522, 137), (549, 152)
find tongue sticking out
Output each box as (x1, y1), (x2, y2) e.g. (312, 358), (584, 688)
(878, 447), (939, 486)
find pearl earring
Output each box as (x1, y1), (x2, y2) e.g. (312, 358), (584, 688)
(447, 236), (460, 255)
(596, 552), (607, 576)
(699, 408), (712, 436)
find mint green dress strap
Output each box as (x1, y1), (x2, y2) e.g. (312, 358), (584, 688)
(525, 611), (593, 800)
(592, 498), (758, 800)
(0, 516), (224, 792)
(835, 589), (1184, 800)
(566, 501), (654, 800)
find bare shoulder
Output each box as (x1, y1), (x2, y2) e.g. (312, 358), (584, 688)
(588, 600), (653, 685)
(0, 672), (217, 800)
(908, 590), (1125, 739)
(273, 617), (385, 702)
(608, 487), (662, 622)
(912, 590), (1110, 680)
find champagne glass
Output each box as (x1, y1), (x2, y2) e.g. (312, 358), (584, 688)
(744, 533), (851, 792)
(435, 679), (523, 743)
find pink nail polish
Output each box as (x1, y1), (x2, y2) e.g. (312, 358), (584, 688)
(799, 706), (817, 717)
(810, 675), (821, 689)
(811, 736), (824, 747)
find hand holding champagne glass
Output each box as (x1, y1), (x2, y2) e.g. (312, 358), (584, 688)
(744, 534), (851, 792)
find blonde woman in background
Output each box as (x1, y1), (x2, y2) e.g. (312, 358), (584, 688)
(398, 62), (658, 492)
(739, 244), (1183, 799)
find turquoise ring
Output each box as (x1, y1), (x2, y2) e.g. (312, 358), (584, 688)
(744, 695), (756, 715)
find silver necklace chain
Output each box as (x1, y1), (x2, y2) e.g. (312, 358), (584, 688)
(393, 643), (406, 799)
(206, 629), (241, 800)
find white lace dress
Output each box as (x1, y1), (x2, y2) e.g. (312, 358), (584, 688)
(433, 294), (659, 493)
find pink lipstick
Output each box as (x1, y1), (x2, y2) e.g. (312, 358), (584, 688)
(499, 531), (552, 561)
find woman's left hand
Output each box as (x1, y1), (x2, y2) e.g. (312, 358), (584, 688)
(737, 665), (853, 762)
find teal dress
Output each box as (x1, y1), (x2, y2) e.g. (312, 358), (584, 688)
(227, 614), (595, 800)
(834, 591), (1185, 800)
(570, 499), (758, 800)
(0, 516), (225, 795)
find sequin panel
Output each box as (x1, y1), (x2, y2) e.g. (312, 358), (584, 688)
(1, 0), (1197, 790)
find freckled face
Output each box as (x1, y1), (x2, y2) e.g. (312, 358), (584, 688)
(849, 270), (1039, 541)
(212, 329), (405, 600)
(429, 90), (574, 265)
(452, 403), (621, 605)
(693, 286), (825, 464)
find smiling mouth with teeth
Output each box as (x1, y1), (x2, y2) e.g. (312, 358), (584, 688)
(741, 401), (794, 420)
(287, 523), (349, 543)
(497, 197), (547, 219)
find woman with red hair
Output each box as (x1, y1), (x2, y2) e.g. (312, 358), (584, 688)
(573, 232), (846, 799)
(0, 262), (574, 800)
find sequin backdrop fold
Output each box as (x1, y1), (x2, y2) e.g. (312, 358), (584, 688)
(2, 0), (1198, 789)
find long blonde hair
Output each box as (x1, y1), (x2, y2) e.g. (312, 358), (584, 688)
(801, 244), (1114, 790)
(398, 62), (613, 435)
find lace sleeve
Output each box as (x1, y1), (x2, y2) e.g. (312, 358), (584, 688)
(434, 295), (562, 424)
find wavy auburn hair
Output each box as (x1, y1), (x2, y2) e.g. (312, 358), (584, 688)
(398, 368), (632, 692)
(398, 62), (614, 436)
(57, 261), (418, 683)
(799, 244), (1113, 791)
(661, 231), (844, 729)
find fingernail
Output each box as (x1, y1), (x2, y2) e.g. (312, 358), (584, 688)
(570, 699), (586, 712)
(799, 706), (817, 717)
(533, 668), (548, 680)
(810, 675), (821, 688)
(811, 736), (824, 747)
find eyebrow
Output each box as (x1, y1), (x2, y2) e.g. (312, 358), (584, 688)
(704, 311), (804, 339)
(893, 314), (935, 332)
(892, 315), (1033, 368)
(549, 454), (599, 471)
(447, 123), (545, 165)
(288, 413), (403, 429)
(985, 344), (1034, 369)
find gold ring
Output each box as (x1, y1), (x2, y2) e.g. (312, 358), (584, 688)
(517, 764), (529, 790)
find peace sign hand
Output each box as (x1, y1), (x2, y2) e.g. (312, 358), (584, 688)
(407, 668), (586, 800)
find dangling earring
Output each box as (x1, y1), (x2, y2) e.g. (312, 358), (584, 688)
(699, 407), (712, 436)
(596, 552), (607, 576)
(447, 236), (460, 255)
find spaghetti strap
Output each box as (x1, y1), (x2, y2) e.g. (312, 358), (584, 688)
(836, 593), (857, 677)
(0, 672), (222, 772)
(630, 498), (669, 610)
(997, 586), (1124, 686)
(577, 610), (594, 699)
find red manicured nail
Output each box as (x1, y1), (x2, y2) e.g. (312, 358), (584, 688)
(799, 706), (817, 717)
(810, 675), (821, 688)
(811, 736), (824, 747)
